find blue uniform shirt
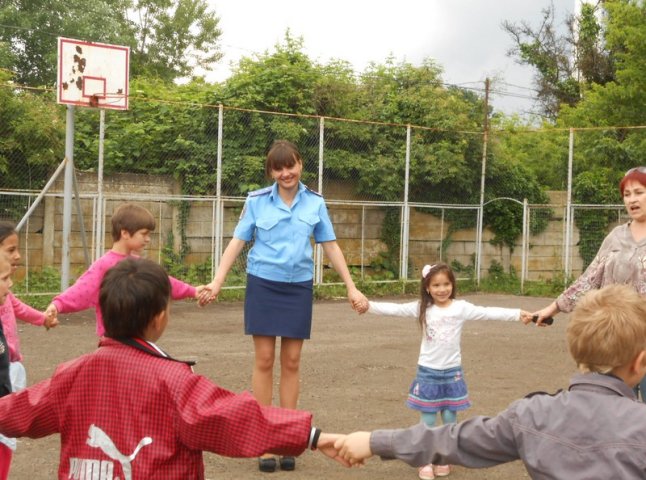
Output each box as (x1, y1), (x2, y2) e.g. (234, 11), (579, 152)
(233, 182), (337, 282)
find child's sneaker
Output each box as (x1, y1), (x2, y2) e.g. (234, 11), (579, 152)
(434, 464), (451, 477)
(418, 464), (435, 480)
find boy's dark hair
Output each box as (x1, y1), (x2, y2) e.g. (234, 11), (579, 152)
(0, 221), (16, 244)
(111, 203), (156, 241)
(100, 258), (170, 338)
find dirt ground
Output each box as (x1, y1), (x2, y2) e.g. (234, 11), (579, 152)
(11, 293), (575, 479)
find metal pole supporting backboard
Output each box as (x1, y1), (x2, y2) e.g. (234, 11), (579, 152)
(61, 105), (75, 289)
(95, 109), (105, 260)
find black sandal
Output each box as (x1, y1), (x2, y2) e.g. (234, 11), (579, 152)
(280, 456), (296, 471)
(258, 456), (277, 473)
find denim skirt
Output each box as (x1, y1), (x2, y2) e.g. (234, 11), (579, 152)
(244, 274), (313, 339)
(406, 364), (471, 413)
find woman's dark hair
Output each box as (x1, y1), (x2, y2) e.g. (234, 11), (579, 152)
(418, 262), (456, 330)
(264, 140), (302, 178)
(100, 258), (170, 338)
(0, 221), (17, 245)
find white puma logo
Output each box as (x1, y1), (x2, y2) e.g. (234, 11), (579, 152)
(86, 424), (153, 480)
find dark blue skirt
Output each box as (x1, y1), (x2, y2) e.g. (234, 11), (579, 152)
(244, 274), (313, 339)
(406, 365), (471, 413)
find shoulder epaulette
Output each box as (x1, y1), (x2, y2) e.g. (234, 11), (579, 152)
(304, 185), (322, 197)
(524, 389), (562, 399)
(248, 186), (272, 197)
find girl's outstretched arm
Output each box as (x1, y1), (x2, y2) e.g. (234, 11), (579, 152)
(10, 293), (46, 327)
(367, 300), (419, 318)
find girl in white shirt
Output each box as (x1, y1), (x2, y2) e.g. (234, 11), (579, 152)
(366, 262), (532, 480)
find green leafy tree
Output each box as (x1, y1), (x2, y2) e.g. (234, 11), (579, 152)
(551, 1), (646, 267)
(557, 1), (646, 193)
(503, 2), (614, 119)
(128, 0), (222, 81)
(220, 32), (323, 115)
(215, 33), (360, 195)
(559, 1), (646, 129)
(0, 0), (222, 86)
(491, 116), (570, 190)
(74, 77), (220, 194)
(0, 70), (64, 216)
(0, 0), (133, 86)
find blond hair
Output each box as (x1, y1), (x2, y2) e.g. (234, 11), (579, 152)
(567, 284), (646, 374)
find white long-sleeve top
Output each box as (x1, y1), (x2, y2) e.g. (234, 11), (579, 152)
(368, 299), (520, 370)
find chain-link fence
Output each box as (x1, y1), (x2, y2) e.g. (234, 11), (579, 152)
(1, 88), (643, 296)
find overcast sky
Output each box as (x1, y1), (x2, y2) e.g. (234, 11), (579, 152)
(205, 0), (576, 116)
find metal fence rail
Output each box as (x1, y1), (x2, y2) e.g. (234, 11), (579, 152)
(0, 187), (625, 296)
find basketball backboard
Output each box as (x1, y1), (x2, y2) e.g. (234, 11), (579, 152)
(57, 37), (130, 110)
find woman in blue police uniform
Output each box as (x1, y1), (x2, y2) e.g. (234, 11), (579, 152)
(200, 140), (367, 472)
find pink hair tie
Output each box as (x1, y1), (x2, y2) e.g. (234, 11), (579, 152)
(422, 264), (436, 278)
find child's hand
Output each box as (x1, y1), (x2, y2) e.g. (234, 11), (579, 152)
(349, 289), (369, 314)
(316, 433), (351, 467)
(45, 303), (57, 320)
(44, 315), (59, 330)
(531, 302), (559, 326)
(335, 431), (373, 466)
(197, 282), (219, 306)
(195, 285), (211, 303)
(520, 310), (534, 325)
(355, 299), (369, 314)
(43, 303), (58, 331)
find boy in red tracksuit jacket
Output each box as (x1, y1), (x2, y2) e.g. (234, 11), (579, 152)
(0, 258), (341, 479)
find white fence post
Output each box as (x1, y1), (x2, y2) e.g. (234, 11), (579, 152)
(401, 125), (411, 282)
(521, 198), (528, 293)
(315, 117), (325, 285)
(564, 128), (574, 278)
(213, 104), (224, 277)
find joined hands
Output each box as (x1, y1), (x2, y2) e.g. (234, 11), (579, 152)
(316, 432), (373, 467)
(349, 288), (369, 314)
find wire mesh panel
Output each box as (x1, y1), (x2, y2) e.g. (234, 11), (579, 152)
(406, 205), (479, 281)
(323, 118), (408, 202)
(526, 204), (565, 282)
(569, 205), (627, 277)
